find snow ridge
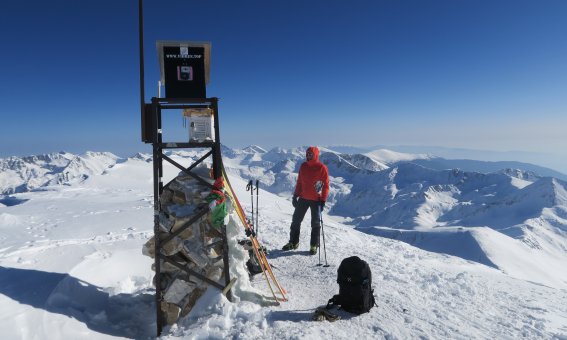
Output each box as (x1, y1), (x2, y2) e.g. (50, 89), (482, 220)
(0, 151), (119, 194)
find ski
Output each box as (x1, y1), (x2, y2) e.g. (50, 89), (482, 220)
(221, 165), (287, 303)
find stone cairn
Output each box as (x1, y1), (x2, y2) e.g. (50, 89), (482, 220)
(142, 166), (229, 325)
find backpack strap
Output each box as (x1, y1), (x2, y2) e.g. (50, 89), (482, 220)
(371, 288), (378, 307)
(326, 295), (340, 309)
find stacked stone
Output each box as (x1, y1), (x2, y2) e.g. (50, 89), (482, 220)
(142, 167), (227, 325)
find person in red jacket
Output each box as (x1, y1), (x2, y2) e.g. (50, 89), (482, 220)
(282, 146), (329, 255)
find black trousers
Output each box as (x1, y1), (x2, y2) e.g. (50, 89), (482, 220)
(289, 198), (321, 247)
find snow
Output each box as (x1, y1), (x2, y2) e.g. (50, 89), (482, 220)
(0, 151), (119, 194)
(365, 148), (431, 164)
(1, 147), (567, 339)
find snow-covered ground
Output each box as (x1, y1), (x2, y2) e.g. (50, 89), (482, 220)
(1, 148), (566, 339)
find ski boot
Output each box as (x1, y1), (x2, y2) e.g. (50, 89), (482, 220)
(309, 245), (318, 255)
(282, 242), (298, 251)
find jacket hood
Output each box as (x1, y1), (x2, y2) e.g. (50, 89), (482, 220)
(306, 146), (320, 162)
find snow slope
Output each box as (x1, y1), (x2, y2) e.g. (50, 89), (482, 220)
(1, 148), (566, 339)
(207, 147), (567, 289)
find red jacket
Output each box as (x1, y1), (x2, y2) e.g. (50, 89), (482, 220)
(294, 146), (330, 202)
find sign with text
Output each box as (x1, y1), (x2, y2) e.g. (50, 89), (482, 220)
(158, 41), (211, 99)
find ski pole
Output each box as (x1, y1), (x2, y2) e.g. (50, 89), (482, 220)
(318, 227), (322, 266)
(319, 204), (329, 267)
(316, 203), (324, 266)
(246, 180), (254, 231)
(256, 179), (260, 238)
(316, 204), (323, 266)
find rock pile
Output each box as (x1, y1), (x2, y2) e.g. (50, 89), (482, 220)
(142, 166), (230, 325)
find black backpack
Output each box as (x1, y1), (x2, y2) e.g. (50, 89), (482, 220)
(326, 256), (376, 314)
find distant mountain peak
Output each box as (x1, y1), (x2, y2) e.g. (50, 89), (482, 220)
(130, 153), (152, 162)
(0, 151), (120, 194)
(498, 168), (540, 181)
(242, 145), (267, 153)
(521, 177), (567, 206)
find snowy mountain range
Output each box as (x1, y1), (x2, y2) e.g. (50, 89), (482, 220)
(0, 151), (119, 195)
(215, 145), (567, 289)
(328, 144), (567, 181)
(2, 146), (566, 288)
(1, 146), (566, 338)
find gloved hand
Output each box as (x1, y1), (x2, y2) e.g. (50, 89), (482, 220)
(292, 194), (299, 208)
(319, 201), (326, 210)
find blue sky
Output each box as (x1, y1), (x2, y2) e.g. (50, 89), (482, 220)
(0, 1), (566, 171)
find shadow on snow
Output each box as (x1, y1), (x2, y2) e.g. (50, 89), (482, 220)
(0, 266), (156, 339)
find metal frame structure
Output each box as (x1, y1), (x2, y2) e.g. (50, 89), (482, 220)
(146, 97), (232, 335)
(138, 1), (233, 335)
